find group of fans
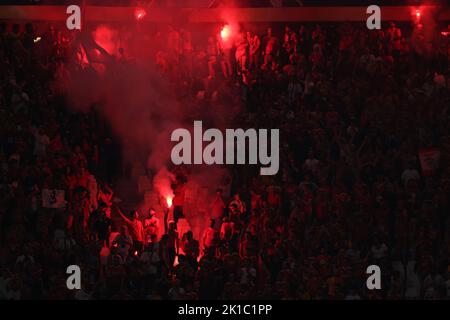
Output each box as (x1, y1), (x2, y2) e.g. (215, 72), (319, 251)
(0, 16), (450, 300)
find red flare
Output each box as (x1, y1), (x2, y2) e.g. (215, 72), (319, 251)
(135, 8), (146, 21)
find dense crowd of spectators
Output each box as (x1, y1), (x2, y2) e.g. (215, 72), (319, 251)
(0, 18), (450, 300)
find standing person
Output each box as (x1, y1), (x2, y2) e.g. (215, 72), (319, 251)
(218, 31), (233, 79)
(386, 22), (402, 54)
(33, 127), (50, 159)
(164, 204), (179, 269)
(140, 238), (161, 290)
(112, 225), (133, 261)
(180, 28), (193, 79)
(116, 208), (144, 253)
(98, 182), (113, 208)
(250, 190), (263, 216)
(202, 219), (218, 255)
(235, 31), (249, 77)
(207, 35), (219, 80)
(91, 203), (112, 245)
(220, 216), (235, 242)
(159, 234), (172, 274)
(67, 187), (91, 244)
(181, 231), (199, 268)
(262, 27), (278, 69)
(144, 208), (160, 244)
(282, 25), (293, 65)
(166, 221), (179, 269)
(172, 180), (186, 225)
(210, 189), (226, 230)
(248, 32), (261, 72)
(228, 193), (246, 222)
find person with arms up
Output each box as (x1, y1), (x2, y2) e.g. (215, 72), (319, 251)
(116, 208), (144, 253)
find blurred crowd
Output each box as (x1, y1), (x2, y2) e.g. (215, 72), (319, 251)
(0, 18), (450, 300)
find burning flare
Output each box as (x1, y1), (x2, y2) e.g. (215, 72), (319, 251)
(134, 8), (147, 21)
(166, 196), (173, 208)
(153, 166), (175, 210)
(220, 25), (231, 41)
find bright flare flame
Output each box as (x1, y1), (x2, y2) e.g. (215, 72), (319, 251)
(33, 36), (41, 43)
(221, 25), (231, 40)
(135, 8), (146, 21)
(166, 196), (173, 208)
(415, 10), (421, 20)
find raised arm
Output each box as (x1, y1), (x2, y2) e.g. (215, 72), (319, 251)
(175, 235), (180, 255)
(116, 207), (132, 225)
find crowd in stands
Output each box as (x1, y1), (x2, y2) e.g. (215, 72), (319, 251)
(0, 18), (450, 300)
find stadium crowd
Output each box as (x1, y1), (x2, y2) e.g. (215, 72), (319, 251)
(0, 19), (450, 300)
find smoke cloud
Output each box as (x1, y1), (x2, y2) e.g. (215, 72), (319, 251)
(63, 24), (239, 239)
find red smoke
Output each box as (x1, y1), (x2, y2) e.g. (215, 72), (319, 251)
(64, 24), (240, 242)
(153, 167), (175, 209)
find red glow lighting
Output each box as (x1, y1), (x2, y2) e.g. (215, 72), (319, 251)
(415, 10), (421, 19)
(221, 25), (231, 41)
(134, 8), (146, 21)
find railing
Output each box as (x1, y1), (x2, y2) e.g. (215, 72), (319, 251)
(0, 5), (448, 22)
(0, 1), (437, 6)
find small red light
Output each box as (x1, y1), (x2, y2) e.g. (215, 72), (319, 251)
(416, 10), (421, 19)
(134, 8), (146, 21)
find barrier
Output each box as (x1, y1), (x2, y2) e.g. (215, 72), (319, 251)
(0, 5), (448, 23)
